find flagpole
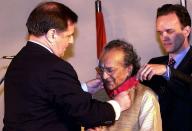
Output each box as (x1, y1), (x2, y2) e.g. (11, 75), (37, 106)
(95, 0), (101, 12)
(180, 0), (187, 8)
(95, 0), (107, 59)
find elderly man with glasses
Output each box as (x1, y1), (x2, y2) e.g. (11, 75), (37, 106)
(88, 39), (162, 131)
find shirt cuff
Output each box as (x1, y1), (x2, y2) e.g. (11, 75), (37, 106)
(107, 100), (121, 120)
(81, 82), (88, 92)
(163, 66), (170, 80)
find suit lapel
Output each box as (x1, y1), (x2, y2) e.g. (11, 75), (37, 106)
(176, 47), (192, 74)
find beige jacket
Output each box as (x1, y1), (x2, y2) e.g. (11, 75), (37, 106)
(93, 83), (162, 131)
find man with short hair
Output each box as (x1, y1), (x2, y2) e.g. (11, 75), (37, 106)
(137, 4), (192, 131)
(3, 2), (130, 131)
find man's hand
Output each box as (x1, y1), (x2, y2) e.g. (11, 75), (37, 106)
(113, 91), (131, 112)
(136, 64), (167, 81)
(86, 78), (103, 94)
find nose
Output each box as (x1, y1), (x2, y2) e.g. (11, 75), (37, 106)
(161, 32), (169, 41)
(102, 71), (110, 80)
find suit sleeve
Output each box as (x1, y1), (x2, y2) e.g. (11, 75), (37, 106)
(148, 57), (192, 99)
(45, 61), (115, 128)
(141, 58), (168, 94)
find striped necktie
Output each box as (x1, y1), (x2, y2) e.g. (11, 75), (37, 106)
(168, 57), (176, 68)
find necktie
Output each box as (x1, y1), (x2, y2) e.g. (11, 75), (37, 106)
(168, 57), (176, 68)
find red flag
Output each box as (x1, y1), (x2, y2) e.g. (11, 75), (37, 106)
(95, 0), (106, 59)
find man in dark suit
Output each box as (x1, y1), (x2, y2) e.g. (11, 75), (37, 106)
(137, 4), (192, 131)
(3, 2), (131, 131)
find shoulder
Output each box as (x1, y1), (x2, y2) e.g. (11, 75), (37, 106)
(34, 53), (78, 80)
(49, 56), (77, 76)
(148, 55), (168, 64)
(136, 83), (159, 104)
(43, 54), (74, 70)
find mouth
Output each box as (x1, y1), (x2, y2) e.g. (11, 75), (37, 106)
(163, 41), (172, 44)
(163, 42), (172, 47)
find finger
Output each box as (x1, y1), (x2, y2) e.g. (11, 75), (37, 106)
(99, 83), (104, 89)
(139, 64), (151, 81)
(148, 73), (154, 80)
(137, 64), (147, 81)
(147, 69), (155, 80)
(142, 66), (153, 80)
(136, 68), (142, 80)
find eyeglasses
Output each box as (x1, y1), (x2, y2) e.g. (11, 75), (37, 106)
(95, 66), (116, 77)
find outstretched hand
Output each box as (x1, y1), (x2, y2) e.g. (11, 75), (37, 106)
(136, 63), (167, 81)
(86, 78), (103, 94)
(114, 91), (131, 112)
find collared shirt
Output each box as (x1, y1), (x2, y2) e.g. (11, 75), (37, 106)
(171, 46), (190, 68)
(28, 40), (53, 53)
(165, 46), (190, 79)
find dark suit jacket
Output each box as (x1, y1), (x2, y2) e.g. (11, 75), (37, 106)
(142, 47), (192, 131)
(3, 41), (115, 131)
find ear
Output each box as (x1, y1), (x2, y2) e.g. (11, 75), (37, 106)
(183, 26), (191, 37)
(126, 65), (133, 76)
(46, 29), (57, 44)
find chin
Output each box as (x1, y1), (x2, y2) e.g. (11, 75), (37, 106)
(164, 48), (172, 53)
(167, 50), (175, 54)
